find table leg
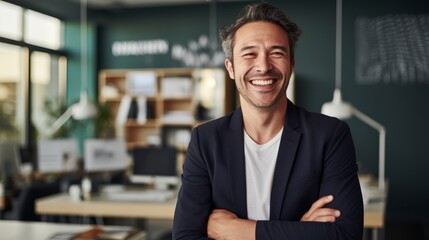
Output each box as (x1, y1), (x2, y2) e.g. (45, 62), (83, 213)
(372, 228), (378, 240)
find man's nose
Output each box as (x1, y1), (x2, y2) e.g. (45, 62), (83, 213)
(255, 54), (272, 73)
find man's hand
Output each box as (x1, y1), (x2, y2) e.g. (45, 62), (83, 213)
(207, 209), (256, 240)
(300, 195), (341, 222)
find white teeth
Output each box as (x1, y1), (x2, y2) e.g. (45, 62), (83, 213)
(251, 79), (273, 86)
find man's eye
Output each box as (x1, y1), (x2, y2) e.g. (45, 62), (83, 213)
(242, 53), (255, 58)
(271, 52), (285, 57)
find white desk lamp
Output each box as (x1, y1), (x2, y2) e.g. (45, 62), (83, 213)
(45, 0), (97, 136)
(322, 89), (386, 190)
(321, 0), (386, 190)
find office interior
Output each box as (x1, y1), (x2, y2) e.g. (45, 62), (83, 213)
(0, 0), (428, 239)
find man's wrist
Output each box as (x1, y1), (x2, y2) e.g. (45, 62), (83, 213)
(228, 218), (256, 240)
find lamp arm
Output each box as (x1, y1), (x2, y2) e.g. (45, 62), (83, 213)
(378, 129), (386, 190)
(352, 107), (386, 190)
(44, 108), (72, 137)
(351, 107), (384, 132)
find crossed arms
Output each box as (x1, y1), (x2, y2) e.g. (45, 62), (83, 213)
(208, 195), (341, 240)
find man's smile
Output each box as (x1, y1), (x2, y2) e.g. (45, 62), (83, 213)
(250, 79), (274, 86)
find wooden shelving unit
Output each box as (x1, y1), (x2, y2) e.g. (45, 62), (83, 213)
(98, 68), (231, 151)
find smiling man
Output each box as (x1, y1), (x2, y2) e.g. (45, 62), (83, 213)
(173, 2), (363, 240)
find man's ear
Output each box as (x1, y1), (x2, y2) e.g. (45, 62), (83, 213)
(225, 59), (235, 80)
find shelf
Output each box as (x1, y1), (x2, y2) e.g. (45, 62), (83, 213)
(125, 119), (160, 128)
(162, 122), (194, 127)
(102, 96), (123, 102)
(126, 142), (151, 150)
(162, 97), (193, 101)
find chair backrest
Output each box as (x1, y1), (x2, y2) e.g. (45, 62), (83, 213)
(16, 181), (60, 221)
(0, 140), (19, 174)
(0, 140), (20, 192)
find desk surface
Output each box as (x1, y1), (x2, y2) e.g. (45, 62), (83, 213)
(37, 192), (385, 229)
(36, 193), (176, 220)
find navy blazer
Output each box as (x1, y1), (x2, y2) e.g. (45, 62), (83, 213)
(173, 101), (363, 239)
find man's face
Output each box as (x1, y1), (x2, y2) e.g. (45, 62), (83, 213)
(225, 21), (294, 109)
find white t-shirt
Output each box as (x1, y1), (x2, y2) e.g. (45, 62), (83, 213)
(244, 128), (283, 220)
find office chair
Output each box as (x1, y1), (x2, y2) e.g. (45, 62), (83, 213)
(15, 180), (61, 221)
(0, 140), (21, 196)
(157, 230), (172, 240)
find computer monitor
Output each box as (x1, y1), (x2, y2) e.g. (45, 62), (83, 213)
(37, 139), (79, 173)
(84, 138), (128, 173)
(130, 146), (179, 190)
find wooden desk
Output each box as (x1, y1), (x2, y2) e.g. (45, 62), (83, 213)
(37, 190), (386, 239)
(36, 193), (176, 219)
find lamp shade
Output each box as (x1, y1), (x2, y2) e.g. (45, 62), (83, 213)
(321, 88), (353, 119)
(71, 91), (98, 120)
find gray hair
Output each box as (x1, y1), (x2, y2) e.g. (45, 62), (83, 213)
(219, 2), (302, 61)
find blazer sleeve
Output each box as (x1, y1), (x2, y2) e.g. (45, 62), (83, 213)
(256, 121), (364, 239)
(173, 127), (213, 239)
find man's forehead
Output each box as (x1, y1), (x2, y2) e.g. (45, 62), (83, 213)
(233, 22), (289, 43)
(233, 29), (290, 52)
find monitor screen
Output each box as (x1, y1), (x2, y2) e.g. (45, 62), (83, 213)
(37, 139), (79, 173)
(84, 138), (128, 173)
(130, 147), (179, 189)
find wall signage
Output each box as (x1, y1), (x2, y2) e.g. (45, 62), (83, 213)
(356, 14), (429, 84)
(112, 39), (169, 56)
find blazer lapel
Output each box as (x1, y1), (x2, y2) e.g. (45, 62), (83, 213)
(270, 102), (301, 220)
(224, 109), (248, 219)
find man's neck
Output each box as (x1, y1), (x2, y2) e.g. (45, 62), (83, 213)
(241, 98), (287, 144)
